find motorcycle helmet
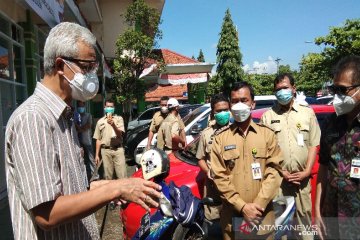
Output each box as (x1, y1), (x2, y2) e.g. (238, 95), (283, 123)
(140, 148), (170, 180)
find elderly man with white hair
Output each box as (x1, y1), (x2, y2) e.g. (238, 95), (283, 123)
(5, 22), (162, 240)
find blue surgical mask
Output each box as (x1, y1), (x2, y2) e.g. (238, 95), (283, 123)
(275, 89), (293, 105)
(214, 111), (230, 126)
(104, 107), (115, 114)
(77, 107), (85, 114)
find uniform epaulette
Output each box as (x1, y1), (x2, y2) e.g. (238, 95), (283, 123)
(255, 122), (276, 132)
(214, 124), (230, 136)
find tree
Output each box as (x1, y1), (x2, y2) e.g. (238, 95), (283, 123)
(113, 0), (162, 116)
(197, 49), (205, 62)
(211, 9), (244, 97)
(298, 19), (360, 94)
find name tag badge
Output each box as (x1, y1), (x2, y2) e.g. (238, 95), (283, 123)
(297, 134), (304, 146)
(251, 162), (262, 180)
(350, 158), (360, 179)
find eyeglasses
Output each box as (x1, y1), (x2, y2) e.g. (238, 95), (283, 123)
(61, 56), (99, 73)
(327, 84), (360, 95)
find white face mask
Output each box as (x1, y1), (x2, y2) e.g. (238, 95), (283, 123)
(333, 88), (360, 116)
(231, 102), (251, 122)
(160, 106), (169, 114)
(63, 61), (99, 102)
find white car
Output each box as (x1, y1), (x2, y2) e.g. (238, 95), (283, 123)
(134, 104), (211, 164)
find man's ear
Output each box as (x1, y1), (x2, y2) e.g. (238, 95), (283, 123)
(251, 101), (256, 110)
(292, 85), (297, 94)
(55, 58), (64, 75)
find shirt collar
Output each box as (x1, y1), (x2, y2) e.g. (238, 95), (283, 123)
(230, 119), (258, 135)
(273, 100), (299, 113)
(34, 82), (69, 120)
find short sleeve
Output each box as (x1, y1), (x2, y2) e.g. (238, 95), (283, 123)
(196, 132), (207, 160)
(308, 110), (321, 147)
(171, 121), (180, 136)
(116, 116), (125, 132)
(93, 119), (101, 140)
(8, 112), (62, 210)
(149, 116), (157, 133)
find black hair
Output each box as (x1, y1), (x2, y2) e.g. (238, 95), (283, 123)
(231, 81), (255, 100)
(105, 99), (115, 105)
(210, 94), (230, 110)
(160, 96), (169, 101)
(333, 55), (360, 84)
(274, 73), (295, 88)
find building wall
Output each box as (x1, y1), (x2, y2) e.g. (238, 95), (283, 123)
(95, 0), (132, 59)
(0, 0), (26, 23)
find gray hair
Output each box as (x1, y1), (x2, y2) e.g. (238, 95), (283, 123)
(43, 22), (96, 75)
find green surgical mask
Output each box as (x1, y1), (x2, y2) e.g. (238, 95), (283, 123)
(104, 107), (115, 114)
(214, 111), (230, 126)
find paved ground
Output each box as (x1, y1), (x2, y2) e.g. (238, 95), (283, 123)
(0, 159), (137, 240)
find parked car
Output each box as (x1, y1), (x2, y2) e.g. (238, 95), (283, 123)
(127, 106), (160, 131)
(134, 104), (211, 164)
(125, 104), (202, 158)
(254, 95), (276, 109)
(316, 95), (334, 105)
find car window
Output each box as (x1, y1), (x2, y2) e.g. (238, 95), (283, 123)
(179, 104), (201, 118)
(255, 100), (275, 110)
(183, 106), (209, 125)
(138, 109), (157, 120)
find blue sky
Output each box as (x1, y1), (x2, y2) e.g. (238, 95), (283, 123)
(159, 0), (360, 73)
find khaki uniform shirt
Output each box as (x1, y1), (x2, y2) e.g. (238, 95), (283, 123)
(150, 111), (185, 133)
(157, 113), (184, 150)
(150, 111), (185, 149)
(196, 125), (225, 220)
(93, 115), (125, 147)
(149, 111), (166, 133)
(260, 102), (321, 172)
(210, 121), (283, 235)
(196, 126), (216, 163)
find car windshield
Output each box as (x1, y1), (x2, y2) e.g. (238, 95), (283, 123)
(182, 105), (209, 125)
(175, 138), (200, 166)
(179, 104), (202, 119)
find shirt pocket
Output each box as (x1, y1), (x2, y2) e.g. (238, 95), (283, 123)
(222, 149), (240, 173)
(271, 123), (282, 133)
(252, 147), (267, 181)
(298, 122), (310, 143)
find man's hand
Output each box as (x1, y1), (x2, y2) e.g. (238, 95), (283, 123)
(282, 170), (301, 185)
(241, 203), (264, 225)
(107, 118), (115, 127)
(288, 170), (310, 185)
(114, 178), (163, 212)
(95, 155), (100, 166)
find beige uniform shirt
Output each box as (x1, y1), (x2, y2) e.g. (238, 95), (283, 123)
(211, 121), (283, 235)
(157, 113), (184, 150)
(149, 111), (166, 133)
(93, 115), (125, 147)
(150, 111), (185, 133)
(260, 102), (321, 172)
